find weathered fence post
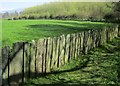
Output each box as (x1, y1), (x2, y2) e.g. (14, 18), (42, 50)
(91, 30), (96, 49)
(83, 31), (89, 54)
(46, 38), (52, 73)
(96, 30), (101, 47)
(57, 37), (60, 67)
(24, 42), (29, 80)
(75, 33), (79, 58)
(64, 34), (70, 63)
(80, 32), (84, 54)
(106, 27), (111, 43)
(9, 42), (24, 85)
(2, 46), (10, 85)
(24, 41), (36, 80)
(100, 28), (107, 45)
(72, 34), (76, 59)
(87, 30), (93, 51)
(59, 35), (66, 66)
(36, 39), (45, 74)
(51, 37), (58, 70)
(30, 41), (37, 77)
(76, 33), (80, 56)
(69, 34), (72, 61)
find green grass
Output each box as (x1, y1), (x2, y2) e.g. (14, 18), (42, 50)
(24, 37), (120, 85)
(2, 19), (114, 47)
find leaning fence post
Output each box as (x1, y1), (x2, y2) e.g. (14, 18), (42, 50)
(2, 46), (10, 85)
(9, 42), (24, 85)
(22, 42), (25, 84)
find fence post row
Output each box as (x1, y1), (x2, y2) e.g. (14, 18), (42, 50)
(1, 25), (120, 85)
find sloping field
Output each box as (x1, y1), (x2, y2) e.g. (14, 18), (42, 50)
(25, 37), (120, 85)
(2, 19), (113, 46)
(22, 2), (112, 19)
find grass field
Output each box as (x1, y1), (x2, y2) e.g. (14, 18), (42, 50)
(25, 37), (120, 85)
(2, 19), (114, 47)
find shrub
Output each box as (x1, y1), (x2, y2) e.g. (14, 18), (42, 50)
(13, 17), (18, 20)
(104, 13), (115, 22)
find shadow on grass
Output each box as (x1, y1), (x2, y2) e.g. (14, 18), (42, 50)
(3, 37), (120, 85)
(26, 21), (110, 34)
(2, 42), (29, 86)
(2, 56), (90, 85)
(55, 21), (106, 28)
(27, 24), (89, 32)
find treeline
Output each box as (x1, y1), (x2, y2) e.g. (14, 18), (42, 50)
(1, 11), (21, 19)
(104, 1), (120, 23)
(13, 2), (112, 20)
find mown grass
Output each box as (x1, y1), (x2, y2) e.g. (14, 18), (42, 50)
(2, 19), (114, 47)
(24, 37), (120, 85)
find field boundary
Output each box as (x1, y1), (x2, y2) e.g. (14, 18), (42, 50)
(1, 25), (120, 85)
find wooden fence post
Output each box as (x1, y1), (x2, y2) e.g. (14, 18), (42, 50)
(72, 34), (76, 59)
(51, 37), (58, 70)
(24, 41), (36, 79)
(70, 34), (73, 60)
(9, 42), (24, 85)
(30, 41), (37, 78)
(76, 33), (81, 56)
(2, 46), (10, 85)
(57, 37), (60, 67)
(24, 42), (29, 80)
(59, 35), (66, 66)
(80, 32), (84, 54)
(83, 31), (89, 54)
(36, 39), (45, 74)
(75, 33), (79, 59)
(46, 38), (53, 73)
(87, 30), (93, 51)
(100, 28), (107, 45)
(69, 34), (72, 62)
(64, 34), (70, 64)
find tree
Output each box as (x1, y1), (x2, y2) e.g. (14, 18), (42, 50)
(113, 1), (120, 22)
(2, 12), (9, 18)
(104, 1), (120, 22)
(104, 13), (115, 22)
(21, 2), (112, 20)
(14, 11), (19, 16)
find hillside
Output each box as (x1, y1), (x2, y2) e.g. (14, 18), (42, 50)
(21, 2), (112, 20)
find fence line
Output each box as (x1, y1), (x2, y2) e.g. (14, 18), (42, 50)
(1, 25), (120, 85)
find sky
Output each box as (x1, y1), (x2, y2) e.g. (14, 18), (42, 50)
(0, 0), (55, 12)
